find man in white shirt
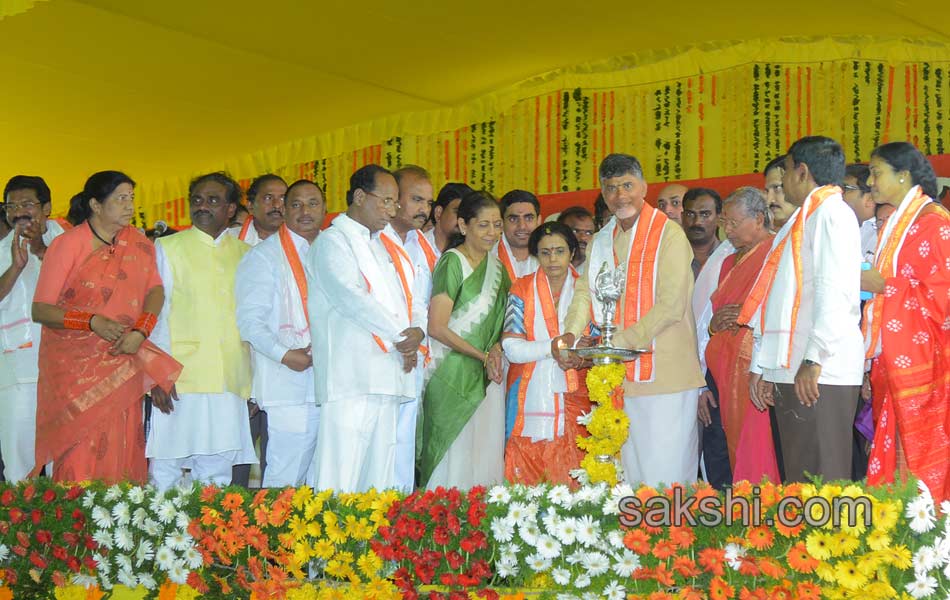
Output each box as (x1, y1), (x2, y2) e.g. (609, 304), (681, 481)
(0, 176), (66, 481)
(148, 172), (257, 491)
(307, 164), (423, 493)
(742, 136), (865, 483)
(379, 165), (436, 492)
(494, 190), (540, 281)
(235, 180), (325, 487)
(425, 182), (472, 255)
(557, 206), (596, 274)
(842, 164), (878, 259)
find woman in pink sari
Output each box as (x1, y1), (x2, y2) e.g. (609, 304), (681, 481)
(32, 171), (181, 483)
(705, 187), (780, 484)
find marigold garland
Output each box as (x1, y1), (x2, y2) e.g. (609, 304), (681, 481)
(575, 363), (628, 486)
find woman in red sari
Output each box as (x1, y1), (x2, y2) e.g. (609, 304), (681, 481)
(32, 171), (181, 483)
(861, 142), (950, 503)
(705, 187), (780, 484)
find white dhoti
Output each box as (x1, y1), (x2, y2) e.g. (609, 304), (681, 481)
(427, 381), (505, 490)
(394, 397), (419, 492)
(0, 383), (36, 482)
(146, 392), (257, 491)
(262, 403), (320, 488)
(312, 394), (403, 493)
(621, 389), (700, 487)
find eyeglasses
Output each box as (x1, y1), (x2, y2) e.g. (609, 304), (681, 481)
(189, 196), (224, 206)
(602, 181), (638, 196)
(571, 227), (595, 237)
(1, 201), (41, 212)
(718, 215), (753, 229)
(365, 190), (397, 208)
(842, 184), (869, 193)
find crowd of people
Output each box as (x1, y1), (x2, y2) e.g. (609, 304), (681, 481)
(0, 135), (946, 505)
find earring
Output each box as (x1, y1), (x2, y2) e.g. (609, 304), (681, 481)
(899, 178), (905, 184)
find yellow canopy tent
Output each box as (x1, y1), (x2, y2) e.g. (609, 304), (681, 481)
(0, 0), (947, 219)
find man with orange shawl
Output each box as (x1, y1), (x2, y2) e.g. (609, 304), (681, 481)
(32, 171), (181, 483)
(702, 187), (779, 484)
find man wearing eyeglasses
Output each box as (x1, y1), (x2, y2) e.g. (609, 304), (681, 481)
(556, 206), (596, 274)
(234, 179), (326, 487)
(841, 164), (878, 260)
(307, 164), (421, 492)
(0, 176), (66, 482)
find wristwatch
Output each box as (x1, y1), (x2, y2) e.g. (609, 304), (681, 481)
(802, 359), (821, 367)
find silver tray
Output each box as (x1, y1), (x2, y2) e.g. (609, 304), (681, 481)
(572, 345), (646, 364)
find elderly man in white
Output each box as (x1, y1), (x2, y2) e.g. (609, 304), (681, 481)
(307, 164), (423, 493)
(236, 180), (326, 487)
(378, 165), (436, 492)
(0, 175), (65, 481)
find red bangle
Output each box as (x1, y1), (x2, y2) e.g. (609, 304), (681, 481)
(133, 312), (157, 337)
(63, 310), (94, 331)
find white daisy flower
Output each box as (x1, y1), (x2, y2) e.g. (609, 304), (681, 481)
(577, 411), (593, 425)
(569, 468), (590, 486)
(490, 516), (516, 543)
(581, 551), (610, 576)
(725, 542), (747, 570)
(116, 569), (137, 588)
(526, 485), (546, 500)
(138, 573), (157, 590)
(72, 574), (98, 588)
(96, 556), (111, 575)
(91, 506), (114, 529)
(554, 517), (578, 545)
(934, 536), (950, 564)
(154, 545), (175, 571)
(500, 543), (521, 564)
(548, 485), (571, 507)
(183, 547), (203, 570)
(113, 528), (134, 552)
(115, 554), (133, 574)
(0, 543), (10, 562)
(104, 485), (123, 502)
(940, 500), (950, 518)
(507, 502), (529, 525)
(542, 510), (562, 534)
(520, 521), (541, 545)
(603, 582), (626, 600)
(918, 480), (935, 502)
(606, 529), (626, 549)
(907, 497), (938, 534)
(551, 567), (571, 585)
(97, 575), (114, 591)
(82, 491), (97, 509)
(944, 561), (950, 579)
(566, 550), (587, 565)
(573, 573), (591, 588)
(535, 534), (562, 559)
(487, 486), (511, 504)
(526, 553), (552, 572)
(135, 540), (154, 567)
(132, 507), (149, 529)
(165, 531), (192, 551)
(495, 558), (519, 578)
(906, 574), (938, 599)
(575, 515), (600, 546)
(126, 486), (145, 505)
(143, 519), (161, 537)
(157, 501), (177, 524)
(93, 530), (114, 550)
(914, 545), (939, 574)
(171, 493), (184, 508)
(612, 549), (642, 577)
(112, 501), (131, 527)
(168, 560), (189, 584)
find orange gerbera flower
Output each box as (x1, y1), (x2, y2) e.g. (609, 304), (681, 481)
(732, 480), (753, 497)
(624, 529), (651, 554)
(221, 492), (244, 511)
(636, 485), (661, 504)
(795, 582), (821, 600)
(757, 481), (779, 508)
(698, 547), (726, 576)
(652, 539), (678, 560)
(691, 486), (720, 511)
(251, 489), (269, 508)
(669, 525), (696, 549)
(738, 587), (768, 600)
(709, 576), (735, 600)
(678, 588), (704, 600)
(782, 483), (803, 498)
(774, 503), (805, 537)
(786, 542), (819, 573)
(652, 563), (674, 587)
(200, 506), (220, 527)
(768, 585), (793, 600)
(737, 557), (760, 577)
(757, 557), (786, 579)
(200, 485), (219, 503)
(672, 556), (701, 578)
(746, 526), (774, 550)
(648, 593), (674, 600)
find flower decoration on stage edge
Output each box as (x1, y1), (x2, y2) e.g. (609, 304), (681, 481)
(573, 363), (628, 486)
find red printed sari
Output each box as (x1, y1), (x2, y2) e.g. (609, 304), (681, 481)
(706, 239), (780, 484)
(34, 224), (181, 483)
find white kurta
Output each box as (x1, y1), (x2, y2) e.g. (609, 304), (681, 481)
(493, 235), (539, 279)
(147, 231), (256, 490)
(235, 228), (319, 487)
(0, 221), (65, 481)
(306, 214), (415, 492)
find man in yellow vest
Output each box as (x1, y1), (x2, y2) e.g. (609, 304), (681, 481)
(147, 172), (256, 492)
(235, 180), (325, 487)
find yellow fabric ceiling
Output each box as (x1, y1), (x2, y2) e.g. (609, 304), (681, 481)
(0, 0), (946, 215)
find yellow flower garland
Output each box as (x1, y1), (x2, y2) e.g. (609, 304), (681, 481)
(576, 363), (628, 485)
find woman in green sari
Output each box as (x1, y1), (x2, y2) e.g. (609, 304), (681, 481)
(419, 191), (511, 489)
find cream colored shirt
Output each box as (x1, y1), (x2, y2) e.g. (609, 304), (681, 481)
(565, 220), (705, 396)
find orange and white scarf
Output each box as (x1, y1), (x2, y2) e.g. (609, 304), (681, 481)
(586, 204), (667, 382)
(238, 217), (262, 246)
(496, 234), (539, 282)
(276, 225), (311, 350)
(862, 185), (931, 359)
(509, 268), (578, 440)
(413, 229), (439, 273)
(737, 185), (839, 369)
(378, 228), (428, 363)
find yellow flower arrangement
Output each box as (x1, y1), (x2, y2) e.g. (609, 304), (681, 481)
(576, 363), (628, 485)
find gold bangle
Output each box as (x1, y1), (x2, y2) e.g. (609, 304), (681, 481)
(483, 351), (490, 367)
(707, 323), (716, 336)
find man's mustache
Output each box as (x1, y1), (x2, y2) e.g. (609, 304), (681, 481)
(193, 210), (211, 218)
(267, 210), (283, 217)
(689, 226), (705, 234)
(11, 215), (31, 225)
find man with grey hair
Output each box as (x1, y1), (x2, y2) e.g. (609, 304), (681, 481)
(564, 153), (705, 487)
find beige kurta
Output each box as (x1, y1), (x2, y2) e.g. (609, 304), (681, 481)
(565, 220), (705, 396)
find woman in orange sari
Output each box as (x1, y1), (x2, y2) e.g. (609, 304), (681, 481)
(705, 187), (780, 484)
(32, 171), (181, 483)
